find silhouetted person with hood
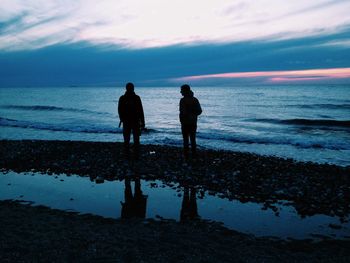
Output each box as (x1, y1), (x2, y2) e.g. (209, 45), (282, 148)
(179, 84), (202, 158)
(121, 177), (148, 219)
(118, 82), (145, 156)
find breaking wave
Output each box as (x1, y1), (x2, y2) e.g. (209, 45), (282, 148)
(0, 105), (110, 116)
(0, 117), (157, 135)
(290, 104), (350, 110)
(0, 117), (119, 134)
(197, 132), (350, 150)
(250, 118), (350, 128)
(1, 116), (348, 151)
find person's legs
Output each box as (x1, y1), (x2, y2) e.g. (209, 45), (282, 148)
(121, 178), (133, 219)
(189, 188), (198, 218)
(134, 178), (142, 197)
(181, 125), (190, 157)
(124, 178), (133, 202)
(123, 124), (132, 155)
(180, 187), (190, 221)
(132, 124), (140, 158)
(189, 124), (197, 156)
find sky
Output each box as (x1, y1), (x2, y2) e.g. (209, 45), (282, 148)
(0, 0), (350, 87)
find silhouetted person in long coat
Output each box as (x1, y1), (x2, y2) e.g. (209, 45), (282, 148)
(118, 82), (145, 156)
(179, 84), (202, 158)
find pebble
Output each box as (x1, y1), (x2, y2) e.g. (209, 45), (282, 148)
(328, 223), (342, 229)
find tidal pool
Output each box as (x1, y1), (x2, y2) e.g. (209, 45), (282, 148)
(1, 171), (349, 239)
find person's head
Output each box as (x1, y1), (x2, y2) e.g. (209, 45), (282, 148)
(181, 84), (192, 97)
(125, 82), (134, 92)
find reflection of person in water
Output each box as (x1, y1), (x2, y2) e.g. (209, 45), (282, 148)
(180, 186), (199, 221)
(121, 177), (148, 219)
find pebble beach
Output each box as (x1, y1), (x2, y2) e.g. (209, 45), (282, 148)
(1, 139), (350, 261)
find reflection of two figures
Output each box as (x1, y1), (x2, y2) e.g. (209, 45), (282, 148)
(120, 177), (148, 219)
(180, 186), (199, 222)
(120, 177), (199, 221)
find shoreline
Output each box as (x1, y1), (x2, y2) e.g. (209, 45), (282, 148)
(1, 139), (349, 219)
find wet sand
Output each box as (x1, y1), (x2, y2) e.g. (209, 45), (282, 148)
(1, 139), (350, 261)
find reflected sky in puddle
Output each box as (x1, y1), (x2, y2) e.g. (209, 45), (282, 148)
(1, 171), (349, 239)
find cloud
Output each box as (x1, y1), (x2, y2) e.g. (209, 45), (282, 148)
(1, 32), (349, 87)
(174, 68), (350, 84)
(1, 0), (350, 50)
(317, 39), (350, 48)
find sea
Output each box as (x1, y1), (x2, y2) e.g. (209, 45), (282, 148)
(0, 85), (349, 166)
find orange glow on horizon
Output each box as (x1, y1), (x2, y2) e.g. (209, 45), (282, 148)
(175, 68), (350, 83)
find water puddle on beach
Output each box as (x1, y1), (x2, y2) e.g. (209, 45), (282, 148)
(1, 171), (349, 240)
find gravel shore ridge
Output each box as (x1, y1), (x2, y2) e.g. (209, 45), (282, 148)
(1, 139), (350, 262)
(1, 140), (349, 219)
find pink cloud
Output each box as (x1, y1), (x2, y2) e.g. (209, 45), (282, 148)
(175, 68), (350, 83)
(269, 76), (329, 83)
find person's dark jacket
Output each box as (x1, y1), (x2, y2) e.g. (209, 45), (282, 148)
(118, 90), (145, 126)
(179, 91), (202, 125)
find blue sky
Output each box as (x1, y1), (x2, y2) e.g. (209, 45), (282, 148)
(0, 0), (350, 86)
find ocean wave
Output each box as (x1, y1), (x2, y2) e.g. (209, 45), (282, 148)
(1, 116), (348, 150)
(197, 132), (350, 150)
(288, 104), (350, 110)
(0, 117), (119, 134)
(234, 92), (265, 96)
(0, 117), (157, 134)
(250, 118), (350, 128)
(0, 105), (111, 116)
(243, 104), (350, 110)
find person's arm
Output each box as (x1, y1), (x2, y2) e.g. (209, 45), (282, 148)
(195, 98), (202, 116)
(138, 96), (145, 128)
(179, 98), (185, 123)
(118, 96), (124, 122)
